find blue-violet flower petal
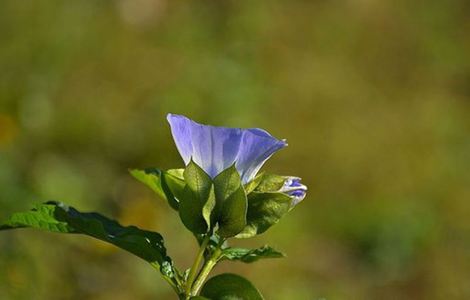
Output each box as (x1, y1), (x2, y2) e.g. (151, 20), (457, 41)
(167, 113), (287, 183)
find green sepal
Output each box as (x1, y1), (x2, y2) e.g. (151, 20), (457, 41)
(0, 202), (174, 277)
(217, 186), (247, 238)
(200, 273), (264, 300)
(221, 245), (285, 263)
(202, 186), (216, 230)
(129, 168), (185, 210)
(213, 165), (247, 238)
(236, 192), (292, 238)
(213, 164), (242, 202)
(179, 160), (214, 234)
(252, 173), (287, 193)
(243, 172), (265, 194)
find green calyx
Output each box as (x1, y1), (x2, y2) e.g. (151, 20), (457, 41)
(131, 161), (299, 239)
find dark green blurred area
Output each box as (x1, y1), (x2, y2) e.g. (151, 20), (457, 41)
(1, 0), (469, 299)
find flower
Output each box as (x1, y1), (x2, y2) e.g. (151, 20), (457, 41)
(279, 177), (307, 206)
(167, 114), (287, 184)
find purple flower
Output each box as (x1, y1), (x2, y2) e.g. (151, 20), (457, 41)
(280, 177), (307, 206)
(167, 114), (287, 184)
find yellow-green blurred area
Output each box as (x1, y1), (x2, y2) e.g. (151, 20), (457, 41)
(0, 0), (469, 299)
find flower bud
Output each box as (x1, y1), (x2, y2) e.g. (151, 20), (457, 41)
(280, 177), (307, 206)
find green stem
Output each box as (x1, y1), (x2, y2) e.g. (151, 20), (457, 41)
(173, 268), (184, 290)
(190, 239), (224, 296)
(150, 262), (182, 296)
(185, 234), (211, 298)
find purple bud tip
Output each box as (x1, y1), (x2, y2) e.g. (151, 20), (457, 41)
(280, 177), (307, 206)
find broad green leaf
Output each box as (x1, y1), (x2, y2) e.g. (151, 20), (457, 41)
(190, 297), (210, 300)
(130, 168), (185, 210)
(0, 202), (174, 275)
(236, 192), (292, 238)
(179, 161), (214, 234)
(163, 170), (186, 204)
(130, 168), (165, 198)
(200, 273), (264, 300)
(221, 245), (285, 263)
(213, 166), (247, 237)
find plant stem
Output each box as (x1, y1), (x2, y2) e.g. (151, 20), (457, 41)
(185, 234), (211, 298)
(190, 239), (224, 296)
(150, 262), (182, 296)
(173, 268), (184, 290)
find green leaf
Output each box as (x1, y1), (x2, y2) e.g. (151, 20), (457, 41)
(200, 273), (264, 300)
(213, 166), (247, 238)
(221, 245), (285, 263)
(236, 192), (292, 238)
(0, 202), (174, 275)
(190, 297), (210, 300)
(179, 161), (214, 234)
(163, 169), (186, 203)
(129, 168), (185, 210)
(130, 168), (165, 198)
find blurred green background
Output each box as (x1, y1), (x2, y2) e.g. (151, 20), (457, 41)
(1, 0), (469, 299)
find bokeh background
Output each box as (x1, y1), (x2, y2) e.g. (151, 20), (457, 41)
(1, 0), (469, 299)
